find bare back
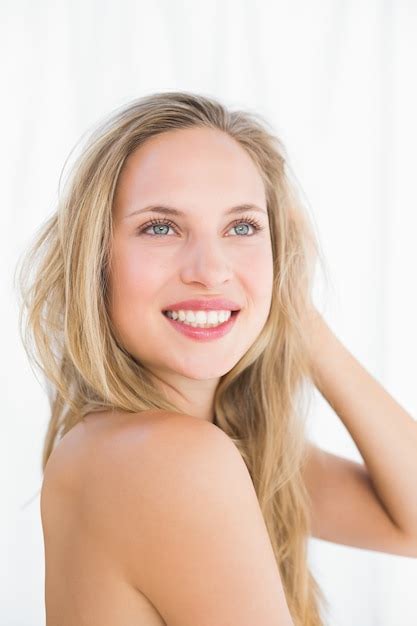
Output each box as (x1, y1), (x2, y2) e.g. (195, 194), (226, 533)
(41, 408), (294, 625)
(40, 410), (169, 626)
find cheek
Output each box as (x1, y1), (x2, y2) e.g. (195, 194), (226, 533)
(241, 245), (274, 301)
(108, 245), (167, 319)
(107, 248), (169, 353)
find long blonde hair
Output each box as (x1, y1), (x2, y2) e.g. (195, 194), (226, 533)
(15, 90), (330, 625)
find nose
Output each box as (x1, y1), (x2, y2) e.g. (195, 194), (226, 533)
(179, 239), (233, 289)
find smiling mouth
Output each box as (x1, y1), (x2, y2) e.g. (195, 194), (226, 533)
(161, 309), (240, 327)
(162, 310), (240, 316)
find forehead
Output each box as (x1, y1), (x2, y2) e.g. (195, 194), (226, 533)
(113, 127), (266, 217)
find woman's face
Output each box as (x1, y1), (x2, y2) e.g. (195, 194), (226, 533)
(109, 126), (273, 382)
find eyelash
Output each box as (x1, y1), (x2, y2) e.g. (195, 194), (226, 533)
(137, 215), (265, 238)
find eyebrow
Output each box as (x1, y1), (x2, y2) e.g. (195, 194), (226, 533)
(124, 203), (268, 220)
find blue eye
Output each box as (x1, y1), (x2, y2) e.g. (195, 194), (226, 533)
(137, 216), (265, 237)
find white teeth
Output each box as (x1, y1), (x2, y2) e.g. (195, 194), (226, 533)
(164, 309), (233, 328)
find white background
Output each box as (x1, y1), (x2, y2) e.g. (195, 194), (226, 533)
(1, 1), (416, 624)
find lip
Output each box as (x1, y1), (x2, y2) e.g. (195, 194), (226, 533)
(162, 309), (240, 342)
(162, 298), (242, 312)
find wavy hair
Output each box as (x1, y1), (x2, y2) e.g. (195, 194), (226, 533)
(15, 90), (330, 625)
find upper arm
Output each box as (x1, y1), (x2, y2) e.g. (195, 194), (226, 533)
(95, 414), (294, 626)
(303, 442), (417, 557)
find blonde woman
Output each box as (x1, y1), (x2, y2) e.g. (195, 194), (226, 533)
(16, 91), (417, 626)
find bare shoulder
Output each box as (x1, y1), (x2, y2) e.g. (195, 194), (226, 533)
(82, 411), (294, 626)
(42, 409), (182, 480)
(77, 409), (245, 516)
(40, 408), (182, 513)
(50, 410), (238, 552)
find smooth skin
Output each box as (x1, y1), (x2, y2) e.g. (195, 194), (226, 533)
(109, 126), (274, 424)
(42, 410), (295, 625)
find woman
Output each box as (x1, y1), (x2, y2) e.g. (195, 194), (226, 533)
(16, 91), (417, 626)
